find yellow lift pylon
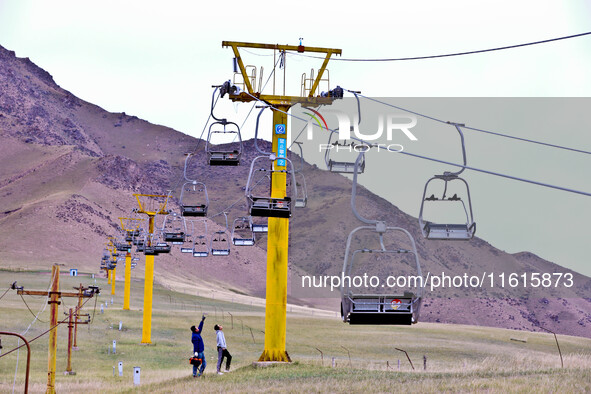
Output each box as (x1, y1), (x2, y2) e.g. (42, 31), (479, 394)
(119, 217), (144, 310)
(222, 40), (342, 362)
(106, 237), (117, 295)
(133, 193), (170, 344)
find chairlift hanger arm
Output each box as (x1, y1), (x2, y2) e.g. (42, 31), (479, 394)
(445, 122), (467, 176)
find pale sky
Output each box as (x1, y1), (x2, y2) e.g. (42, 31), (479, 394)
(1, 1), (590, 275)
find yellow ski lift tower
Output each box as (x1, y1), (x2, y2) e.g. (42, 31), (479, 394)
(106, 238), (117, 294)
(222, 40), (342, 362)
(133, 194), (170, 344)
(119, 217), (144, 310)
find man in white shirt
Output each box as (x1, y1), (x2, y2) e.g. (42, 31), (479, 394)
(214, 324), (232, 374)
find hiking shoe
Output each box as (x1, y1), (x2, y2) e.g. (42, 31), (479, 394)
(224, 369), (231, 373)
(217, 371), (224, 375)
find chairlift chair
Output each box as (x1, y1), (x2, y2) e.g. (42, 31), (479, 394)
(206, 120), (243, 166)
(251, 220), (268, 233)
(418, 123), (476, 240)
(125, 229), (140, 242)
(324, 131), (366, 174)
(162, 213), (186, 244)
(340, 225), (423, 325)
(114, 240), (131, 253)
(294, 172), (308, 208)
(143, 234), (170, 255)
(210, 230), (231, 256)
(245, 156), (298, 218)
(192, 235), (210, 257)
(180, 181), (208, 217)
(418, 174), (476, 240)
(155, 242), (171, 254)
(231, 216), (256, 246)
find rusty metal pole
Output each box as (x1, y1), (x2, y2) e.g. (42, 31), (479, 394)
(73, 284), (83, 349)
(66, 308), (74, 374)
(0, 331), (31, 394)
(47, 264), (60, 394)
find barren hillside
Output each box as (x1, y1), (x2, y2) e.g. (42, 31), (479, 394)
(0, 44), (590, 337)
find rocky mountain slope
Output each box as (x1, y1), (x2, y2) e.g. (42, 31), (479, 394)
(1, 44), (590, 337)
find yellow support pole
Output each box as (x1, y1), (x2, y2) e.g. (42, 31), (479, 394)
(111, 266), (116, 295)
(141, 215), (155, 344)
(46, 264), (59, 394)
(123, 252), (131, 310)
(259, 107), (291, 362)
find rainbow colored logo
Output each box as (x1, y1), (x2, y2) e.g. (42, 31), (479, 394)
(303, 108), (328, 133)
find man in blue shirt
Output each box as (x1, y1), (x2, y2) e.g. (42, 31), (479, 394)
(191, 314), (207, 377)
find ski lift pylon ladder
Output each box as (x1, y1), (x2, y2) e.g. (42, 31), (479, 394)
(418, 123), (476, 240)
(340, 224), (423, 325)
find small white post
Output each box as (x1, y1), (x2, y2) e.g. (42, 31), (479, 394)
(112, 340), (116, 354)
(331, 357), (336, 368)
(111, 297), (113, 305)
(100, 304), (104, 314)
(133, 367), (141, 385)
(119, 321), (122, 331)
(118, 362), (123, 377)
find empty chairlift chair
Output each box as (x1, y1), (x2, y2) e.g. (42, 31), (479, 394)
(210, 230), (230, 256)
(340, 224), (424, 325)
(251, 219), (268, 234)
(192, 235), (210, 257)
(231, 216), (255, 246)
(180, 181), (208, 217)
(418, 123), (475, 240)
(180, 219), (195, 253)
(418, 174), (476, 240)
(294, 172), (308, 208)
(292, 141), (308, 208)
(206, 120), (243, 166)
(245, 156), (298, 218)
(184, 218), (209, 257)
(162, 212), (186, 244)
(324, 130), (366, 174)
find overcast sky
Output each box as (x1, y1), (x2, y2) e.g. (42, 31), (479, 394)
(1, 1), (590, 275)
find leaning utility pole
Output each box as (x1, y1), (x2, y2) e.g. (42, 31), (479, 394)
(222, 40), (342, 362)
(17, 264), (99, 393)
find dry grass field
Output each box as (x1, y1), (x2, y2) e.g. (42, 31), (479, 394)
(1, 270), (590, 393)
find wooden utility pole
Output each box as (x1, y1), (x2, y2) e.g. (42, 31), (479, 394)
(17, 264), (99, 393)
(72, 284), (88, 349)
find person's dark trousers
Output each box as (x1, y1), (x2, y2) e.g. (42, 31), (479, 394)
(217, 346), (232, 371)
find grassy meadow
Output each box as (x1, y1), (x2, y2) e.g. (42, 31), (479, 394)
(1, 269), (590, 393)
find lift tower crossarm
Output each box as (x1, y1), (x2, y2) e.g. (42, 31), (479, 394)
(222, 41), (341, 100)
